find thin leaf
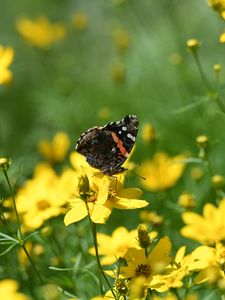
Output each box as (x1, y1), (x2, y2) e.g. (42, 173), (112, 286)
(78, 268), (99, 285)
(57, 287), (77, 298)
(0, 241), (16, 245)
(49, 266), (74, 272)
(13, 165), (24, 190)
(23, 231), (39, 242)
(173, 97), (209, 114)
(0, 243), (18, 256)
(179, 158), (203, 164)
(0, 232), (18, 243)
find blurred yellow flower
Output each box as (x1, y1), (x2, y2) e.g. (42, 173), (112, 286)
(38, 131), (70, 163)
(0, 279), (29, 300)
(208, 0), (225, 12)
(178, 192), (196, 209)
(89, 226), (157, 265)
(213, 63), (222, 71)
(190, 166), (204, 181)
(186, 39), (200, 51)
(181, 199), (225, 245)
(110, 60), (126, 84)
(72, 11), (88, 31)
(97, 107), (111, 120)
(140, 210), (163, 226)
(0, 46), (14, 86)
(113, 28), (131, 53)
(211, 174), (225, 188)
(138, 152), (186, 192)
(121, 236), (172, 292)
(16, 16), (66, 50)
(64, 165), (148, 225)
(141, 123), (155, 143)
(152, 294), (177, 300)
(16, 164), (77, 231)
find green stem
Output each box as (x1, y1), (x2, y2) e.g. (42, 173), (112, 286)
(193, 52), (212, 92)
(86, 208), (104, 295)
(86, 204), (116, 298)
(3, 170), (22, 239)
(22, 244), (45, 286)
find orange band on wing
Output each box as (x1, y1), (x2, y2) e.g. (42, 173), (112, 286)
(111, 132), (128, 157)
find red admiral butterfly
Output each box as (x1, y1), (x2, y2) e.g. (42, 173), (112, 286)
(76, 115), (139, 176)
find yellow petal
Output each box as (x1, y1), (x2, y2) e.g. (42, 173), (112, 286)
(64, 204), (87, 225)
(113, 197), (149, 209)
(96, 178), (110, 205)
(91, 203), (112, 224)
(149, 236), (172, 273)
(118, 188), (143, 199)
(0, 47), (14, 68)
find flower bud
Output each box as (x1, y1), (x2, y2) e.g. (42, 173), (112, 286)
(78, 175), (89, 197)
(0, 157), (11, 172)
(186, 39), (200, 52)
(211, 174), (225, 189)
(137, 224), (151, 249)
(178, 192), (196, 209)
(213, 64), (221, 72)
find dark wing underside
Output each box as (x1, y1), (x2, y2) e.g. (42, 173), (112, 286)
(76, 115), (139, 175)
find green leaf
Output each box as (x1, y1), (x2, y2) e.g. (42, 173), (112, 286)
(0, 243), (18, 256)
(0, 232), (18, 243)
(23, 231), (39, 242)
(49, 266), (74, 272)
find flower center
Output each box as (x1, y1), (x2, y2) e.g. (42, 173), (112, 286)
(36, 199), (51, 211)
(135, 264), (151, 277)
(88, 193), (97, 203)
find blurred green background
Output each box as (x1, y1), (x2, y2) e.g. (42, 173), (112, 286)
(1, 0), (225, 167)
(1, 0), (225, 298)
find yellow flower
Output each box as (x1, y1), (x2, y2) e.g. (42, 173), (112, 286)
(212, 174), (225, 188)
(139, 210), (163, 226)
(0, 279), (29, 300)
(178, 192), (196, 209)
(121, 236), (172, 292)
(213, 63), (222, 72)
(0, 46), (14, 86)
(110, 60), (126, 84)
(98, 107), (111, 120)
(152, 295), (177, 300)
(141, 123), (155, 143)
(138, 152), (186, 192)
(38, 132), (70, 163)
(208, 0), (225, 12)
(64, 166), (148, 225)
(16, 164), (77, 231)
(16, 16), (66, 50)
(190, 166), (204, 181)
(181, 198), (225, 245)
(157, 246), (194, 290)
(113, 28), (131, 53)
(89, 226), (157, 265)
(186, 39), (200, 51)
(72, 11), (88, 31)
(189, 243), (225, 284)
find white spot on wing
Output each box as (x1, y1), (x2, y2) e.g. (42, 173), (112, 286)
(127, 133), (135, 142)
(122, 126), (127, 131)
